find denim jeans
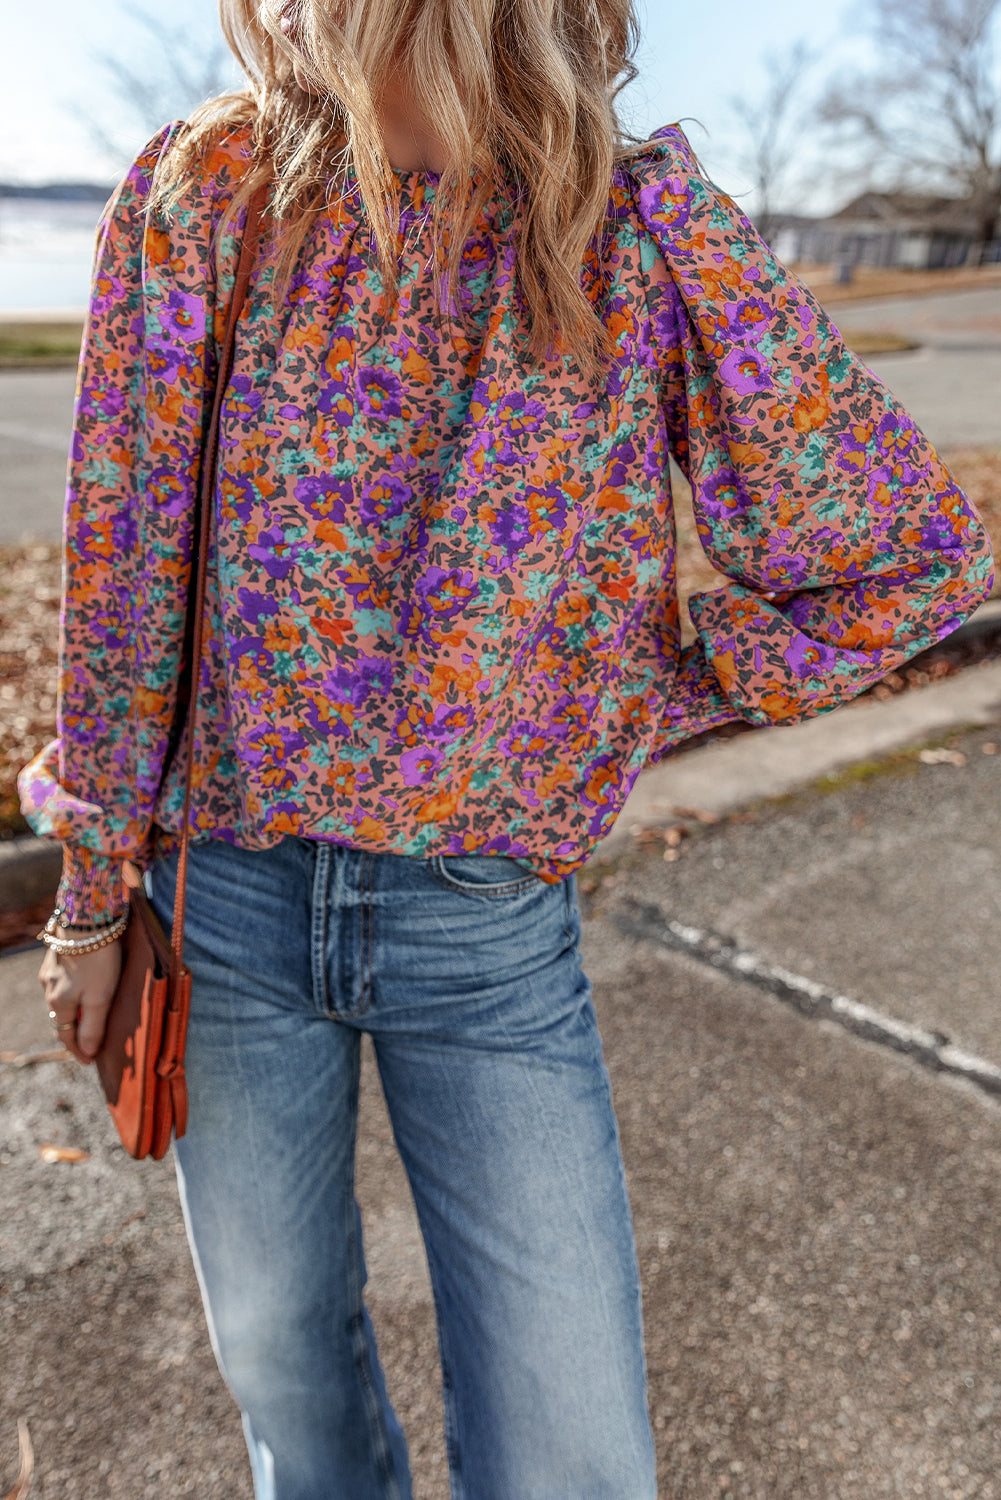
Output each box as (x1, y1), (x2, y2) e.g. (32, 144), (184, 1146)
(148, 835), (656, 1500)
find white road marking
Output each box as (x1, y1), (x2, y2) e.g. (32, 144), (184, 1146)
(619, 899), (1001, 1102)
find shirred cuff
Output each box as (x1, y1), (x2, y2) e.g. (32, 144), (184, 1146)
(56, 845), (129, 926)
(647, 640), (742, 764)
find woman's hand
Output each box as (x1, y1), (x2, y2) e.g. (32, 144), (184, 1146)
(38, 942), (122, 1065)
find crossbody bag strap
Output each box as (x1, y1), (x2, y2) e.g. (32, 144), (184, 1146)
(169, 183), (270, 977)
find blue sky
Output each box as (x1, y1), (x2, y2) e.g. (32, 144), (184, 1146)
(0, 0), (890, 213)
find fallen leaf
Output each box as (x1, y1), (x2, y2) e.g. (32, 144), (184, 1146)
(0, 543), (62, 844)
(982, 742), (998, 755)
(630, 822), (689, 846)
(38, 1144), (90, 1164)
(1, 1050), (69, 1069)
(629, 826), (665, 845)
(3, 1418), (34, 1500)
(918, 748), (966, 767)
(669, 805), (722, 824)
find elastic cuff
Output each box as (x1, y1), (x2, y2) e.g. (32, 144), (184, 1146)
(647, 641), (740, 762)
(56, 846), (129, 926)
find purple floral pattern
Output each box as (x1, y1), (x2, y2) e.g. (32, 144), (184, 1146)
(17, 120), (994, 921)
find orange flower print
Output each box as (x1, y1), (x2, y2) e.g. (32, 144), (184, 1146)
(582, 758), (622, 809)
(792, 387), (831, 434)
(19, 118), (991, 923)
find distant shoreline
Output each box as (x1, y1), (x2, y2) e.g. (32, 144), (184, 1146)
(0, 183), (109, 202)
(0, 308), (86, 323)
(0, 197), (102, 311)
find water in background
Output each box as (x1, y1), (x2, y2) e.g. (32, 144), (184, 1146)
(0, 197), (105, 312)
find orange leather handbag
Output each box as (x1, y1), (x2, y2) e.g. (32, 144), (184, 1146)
(94, 185), (269, 1160)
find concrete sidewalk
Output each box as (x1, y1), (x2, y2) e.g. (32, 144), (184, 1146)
(2, 694), (1000, 1497)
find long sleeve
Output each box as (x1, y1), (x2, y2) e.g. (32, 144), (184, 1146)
(628, 126), (995, 760)
(16, 121), (230, 922)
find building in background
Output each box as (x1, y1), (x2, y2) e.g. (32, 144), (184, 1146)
(769, 189), (1001, 271)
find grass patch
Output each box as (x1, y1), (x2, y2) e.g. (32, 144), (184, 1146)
(0, 322), (83, 368)
(812, 751), (925, 792)
(810, 724), (991, 797)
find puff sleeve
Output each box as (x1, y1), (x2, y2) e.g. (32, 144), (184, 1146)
(16, 121), (221, 923)
(629, 126), (995, 759)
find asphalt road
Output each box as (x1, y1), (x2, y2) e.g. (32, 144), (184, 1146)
(0, 367), (76, 545)
(832, 286), (1001, 452)
(1, 285), (999, 546)
(3, 720), (1000, 1499)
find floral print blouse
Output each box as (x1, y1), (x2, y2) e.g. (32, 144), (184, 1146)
(18, 119), (995, 922)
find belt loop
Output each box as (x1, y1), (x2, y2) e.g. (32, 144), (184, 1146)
(310, 840), (331, 1014)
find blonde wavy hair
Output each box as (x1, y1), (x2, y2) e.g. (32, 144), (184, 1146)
(150, 0), (659, 376)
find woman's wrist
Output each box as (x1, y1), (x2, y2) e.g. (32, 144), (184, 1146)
(38, 908), (129, 956)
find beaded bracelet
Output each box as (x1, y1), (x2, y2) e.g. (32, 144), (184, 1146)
(37, 910), (129, 956)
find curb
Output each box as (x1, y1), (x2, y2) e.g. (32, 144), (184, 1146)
(0, 835), (61, 914)
(941, 595), (1001, 646)
(1, 604), (1000, 917)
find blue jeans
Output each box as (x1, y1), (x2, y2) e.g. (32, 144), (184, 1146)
(148, 835), (656, 1500)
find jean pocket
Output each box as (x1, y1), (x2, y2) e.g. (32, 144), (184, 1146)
(428, 853), (546, 900)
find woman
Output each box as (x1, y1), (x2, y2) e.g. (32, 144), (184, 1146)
(20, 0), (993, 1495)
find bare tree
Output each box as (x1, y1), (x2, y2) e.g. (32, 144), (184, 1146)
(728, 41), (820, 243)
(820, 0), (1001, 261)
(65, 0), (235, 175)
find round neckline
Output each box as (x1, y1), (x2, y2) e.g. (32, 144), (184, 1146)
(390, 165), (441, 201)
